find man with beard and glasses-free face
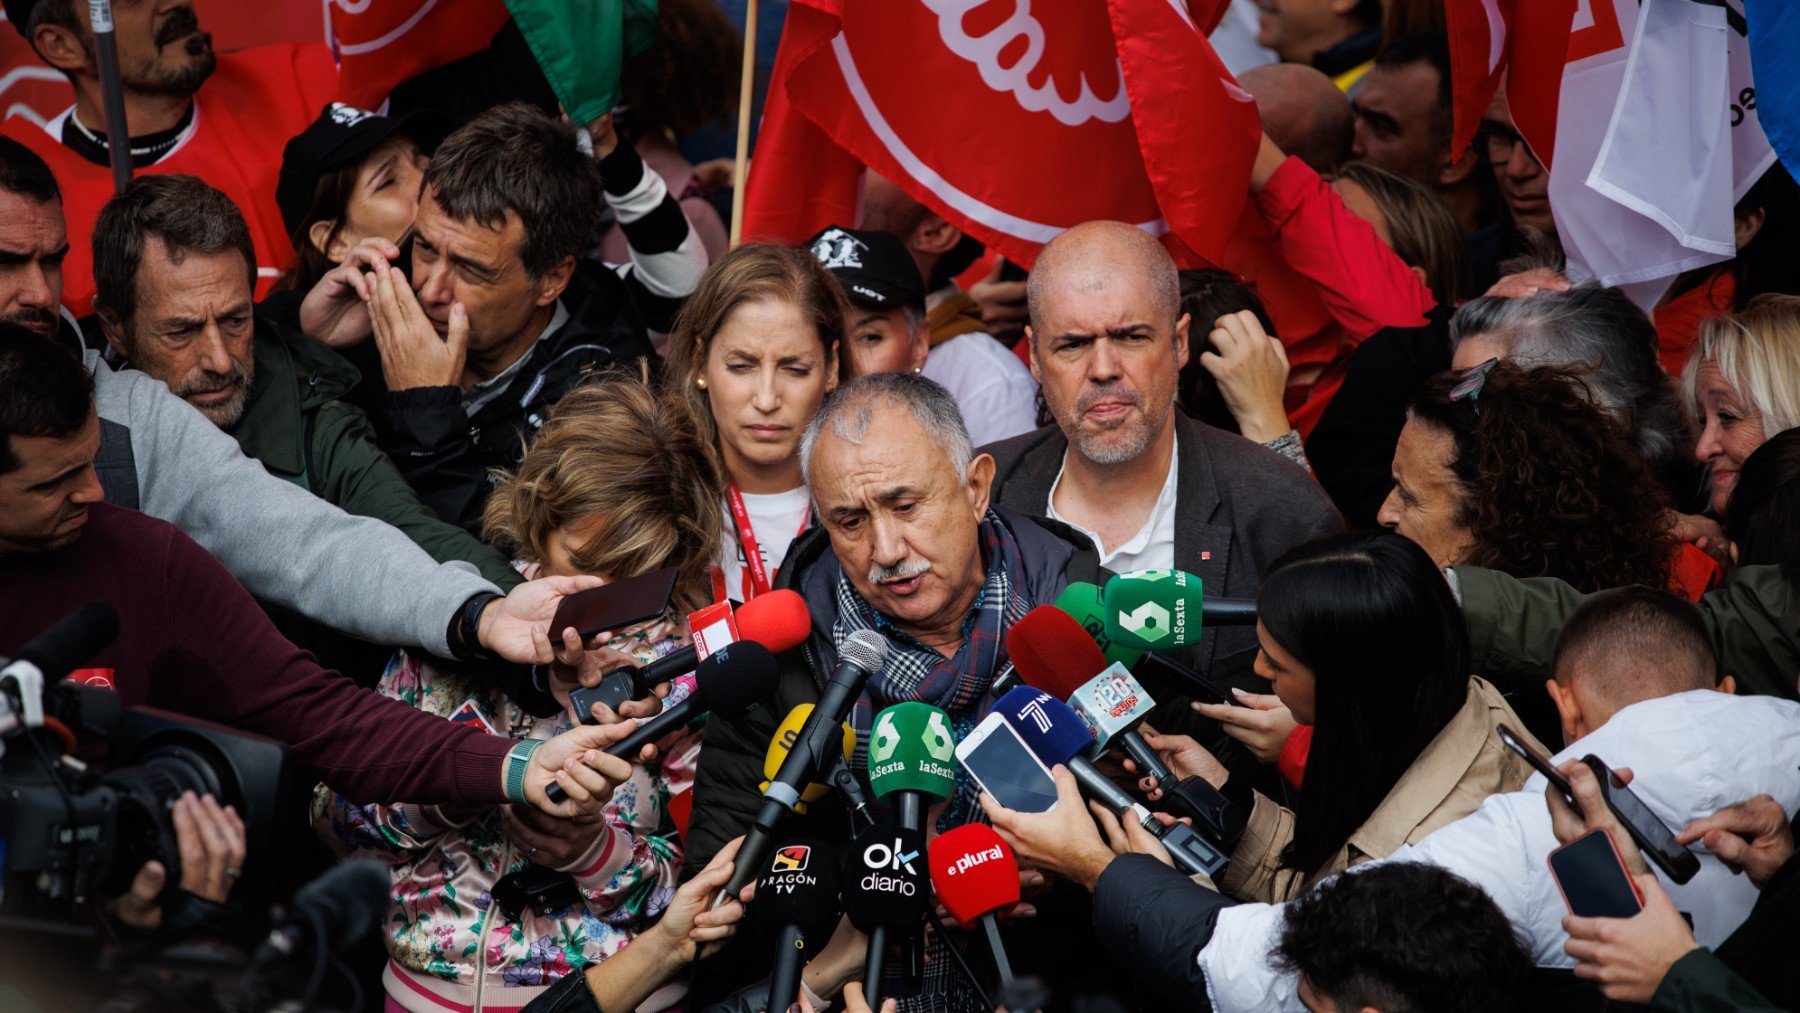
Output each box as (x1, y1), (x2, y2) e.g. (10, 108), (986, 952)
(0, 137), (72, 343)
(984, 221), (1341, 688)
(2, 0), (337, 313)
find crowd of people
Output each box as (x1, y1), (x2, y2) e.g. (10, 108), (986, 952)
(0, 1), (1797, 1011)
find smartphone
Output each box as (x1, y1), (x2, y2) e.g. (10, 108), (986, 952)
(549, 567), (678, 641)
(1498, 724), (1700, 885)
(568, 670), (639, 726)
(955, 712), (1059, 813)
(1548, 828), (1645, 918)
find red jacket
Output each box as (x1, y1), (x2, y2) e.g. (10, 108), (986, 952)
(1, 44), (338, 315)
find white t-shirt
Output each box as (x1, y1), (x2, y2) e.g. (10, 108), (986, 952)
(921, 331), (1041, 449)
(715, 485), (811, 602)
(1045, 431), (1179, 573)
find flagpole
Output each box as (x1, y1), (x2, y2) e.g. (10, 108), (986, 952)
(86, 0), (133, 194)
(728, 0), (758, 248)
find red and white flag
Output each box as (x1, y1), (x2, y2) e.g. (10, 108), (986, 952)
(742, 0), (1260, 268)
(328, 0), (511, 111)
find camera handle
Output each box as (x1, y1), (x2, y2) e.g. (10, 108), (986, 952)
(0, 658), (48, 738)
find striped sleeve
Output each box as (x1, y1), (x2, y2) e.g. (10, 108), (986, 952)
(599, 144), (707, 333)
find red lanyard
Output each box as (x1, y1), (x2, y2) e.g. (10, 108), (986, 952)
(712, 482), (809, 604)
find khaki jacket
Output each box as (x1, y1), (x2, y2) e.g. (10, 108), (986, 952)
(1219, 677), (1539, 903)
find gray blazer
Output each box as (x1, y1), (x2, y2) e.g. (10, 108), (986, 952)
(981, 411), (1343, 682)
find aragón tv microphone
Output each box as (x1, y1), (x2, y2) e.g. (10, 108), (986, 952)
(751, 837), (843, 1013)
(723, 630), (890, 898)
(1101, 569), (1257, 652)
(845, 824), (927, 1006)
(929, 823), (1021, 988)
(545, 640), (779, 804)
(625, 588), (812, 695)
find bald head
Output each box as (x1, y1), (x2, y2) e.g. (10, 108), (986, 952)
(1026, 221), (1178, 336)
(1240, 63), (1353, 174)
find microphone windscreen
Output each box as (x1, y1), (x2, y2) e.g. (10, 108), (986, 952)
(1006, 606), (1107, 699)
(928, 824), (1020, 927)
(1102, 569), (1201, 651)
(992, 687), (1093, 767)
(1055, 581), (1145, 669)
(761, 704), (855, 807)
(839, 628), (890, 675)
(737, 589), (813, 653)
(843, 825), (928, 931)
(693, 640), (780, 717)
(1067, 663), (1157, 751)
(16, 601), (119, 679)
(753, 837), (842, 936)
(867, 702), (957, 804)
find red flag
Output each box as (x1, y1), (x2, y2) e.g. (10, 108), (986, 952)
(743, 0), (1258, 268)
(1444, 0), (1579, 168)
(329, 0), (511, 110)
(1445, 0), (1512, 159)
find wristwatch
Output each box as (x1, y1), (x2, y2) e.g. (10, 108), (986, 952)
(449, 592), (501, 661)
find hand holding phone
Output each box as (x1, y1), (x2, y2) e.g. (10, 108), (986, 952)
(956, 713), (1059, 814)
(548, 567), (678, 641)
(1549, 828), (1645, 918)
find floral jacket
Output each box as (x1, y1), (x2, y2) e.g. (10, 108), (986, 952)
(310, 612), (694, 1013)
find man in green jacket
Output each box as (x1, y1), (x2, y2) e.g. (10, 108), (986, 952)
(1452, 562), (1800, 700)
(87, 173), (519, 597)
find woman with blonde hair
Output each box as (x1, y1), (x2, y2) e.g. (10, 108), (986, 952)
(313, 373), (726, 1013)
(1683, 294), (1800, 517)
(664, 243), (847, 604)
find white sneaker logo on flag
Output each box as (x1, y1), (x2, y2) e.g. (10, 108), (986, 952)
(811, 228), (867, 269)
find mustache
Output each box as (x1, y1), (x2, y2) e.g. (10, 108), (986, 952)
(868, 559), (931, 584)
(173, 367), (248, 399)
(154, 7), (202, 47)
(0, 307), (56, 333)
(1075, 381), (1144, 415)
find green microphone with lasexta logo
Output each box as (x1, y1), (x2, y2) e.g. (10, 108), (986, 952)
(1054, 581), (1145, 669)
(867, 702), (957, 832)
(1102, 568), (1202, 652)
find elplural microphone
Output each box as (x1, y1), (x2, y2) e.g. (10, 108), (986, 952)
(1101, 569), (1257, 652)
(724, 630), (890, 898)
(751, 837), (842, 1012)
(627, 589), (812, 694)
(762, 703), (856, 814)
(545, 640), (778, 804)
(1053, 582), (1144, 669)
(1000, 691), (1228, 878)
(929, 823), (1021, 988)
(845, 824), (928, 1005)
(0, 601), (118, 736)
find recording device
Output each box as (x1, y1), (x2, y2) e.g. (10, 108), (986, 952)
(751, 838), (842, 1012)
(547, 567), (678, 642)
(491, 862), (585, 920)
(1499, 725), (1700, 884)
(1101, 569), (1257, 652)
(546, 641), (779, 803)
(955, 709), (1059, 814)
(762, 703), (857, 814)
(620, 588), (812, 696)
(929, 824), (1021, 987)
(1, 606), (302, 932)
(844, 824), (928, 1005)
(999, 689), (1229, 879)
(724, 631), (890, 898)
(1053, 582), (1144, 669)
(566, 670), (639, 723)
(1549, 828), (1646, 918)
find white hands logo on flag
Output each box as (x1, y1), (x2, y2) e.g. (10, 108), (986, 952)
(920, 0), (1129, 126)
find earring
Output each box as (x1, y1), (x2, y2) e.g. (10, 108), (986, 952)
(695, 376), (708, 390)
(912, 367), (922, 374)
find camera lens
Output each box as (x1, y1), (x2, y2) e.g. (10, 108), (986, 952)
(99, 744), (223, 897)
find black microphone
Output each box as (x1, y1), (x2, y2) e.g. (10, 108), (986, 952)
(1, 602), (118, 737)
(256, 858), (390, 962)
(546, 641), (779, 804)
(845, 824), (927, 1006)
(723, 630), (889, 898)
(751, 838), (842, 1012)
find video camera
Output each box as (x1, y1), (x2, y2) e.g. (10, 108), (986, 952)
(0, 603), (304, 935)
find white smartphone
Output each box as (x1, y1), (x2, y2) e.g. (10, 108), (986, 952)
(955, 712), (1059, 813)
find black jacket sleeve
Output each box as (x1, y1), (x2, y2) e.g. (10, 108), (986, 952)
(377, 385), (489, 533)
(1091, 854), (1237, 1009)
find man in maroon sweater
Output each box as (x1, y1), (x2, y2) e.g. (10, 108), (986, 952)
(0, 324), (635, 813)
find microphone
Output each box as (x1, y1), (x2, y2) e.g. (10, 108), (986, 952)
(546, 641), (779, 804)
(844, 824), (928, 1005)
(1100, 569), (1257, 652)
(255, 858), (390, 962)
(998, 690), (1229, 879)
(929, 824), (1021, 988)
(761, 703), (857, 814)
(724, 630), (890, 898)
(751, 837), (842, 1012)
(866, 701), (956, 987)
(627, 589), (812, 694)
(0, 601), (118, 737)
(1053, 582), (1143, 669)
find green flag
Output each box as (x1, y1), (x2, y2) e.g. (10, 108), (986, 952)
(505, 0), (658, 126)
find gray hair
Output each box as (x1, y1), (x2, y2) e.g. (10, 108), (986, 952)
(800, 371), (974, 485)
(1449, 286), (1691, 467)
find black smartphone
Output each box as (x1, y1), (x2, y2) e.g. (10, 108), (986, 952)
(549, 567), (678, 641)
(1548, 828), (1645, 918)
(568, 670), (640, 726)
(1498, 724), (1700, 885)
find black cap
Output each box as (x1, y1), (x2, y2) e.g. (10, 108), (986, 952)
(5, 0), (40, 37)
(275, 102), (450, 241)
(806, 225), (925, 311)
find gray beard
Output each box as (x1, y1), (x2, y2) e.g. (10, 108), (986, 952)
(1071, 415), (1155, 464)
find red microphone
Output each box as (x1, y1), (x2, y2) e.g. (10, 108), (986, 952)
(929, 824), (1020, 988)
(1005, 606), (1106, 698)
(628, 589), (812, 694)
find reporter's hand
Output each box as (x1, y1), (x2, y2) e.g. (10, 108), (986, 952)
(1092, 803), (1174, 869)
(523, 720), (646, 816)
(969, 260), (1028, 342)
(298, 238), (397, 347)
(1678, 794), (1795, 889)
(1563, 872), (1698, 1004)
(1546, 761), (1650, 876)
(813, 981), (897, 1013)
(651, 836), (750, 963)
(1193, 691), (1297, 766)
(980, 766), (1115, 892)
(110, 792), (246, 930)
(368, 262), (466, 390)
(1131, 724), (1228, 796)
(499, 804), (609, 869)
(801, 914), (869, 1000)
(477, 574), (605, 664)
(1199, 310), (1292, 444)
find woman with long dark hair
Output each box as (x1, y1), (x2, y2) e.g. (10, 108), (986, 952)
(1143, 530), (1537, 902)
